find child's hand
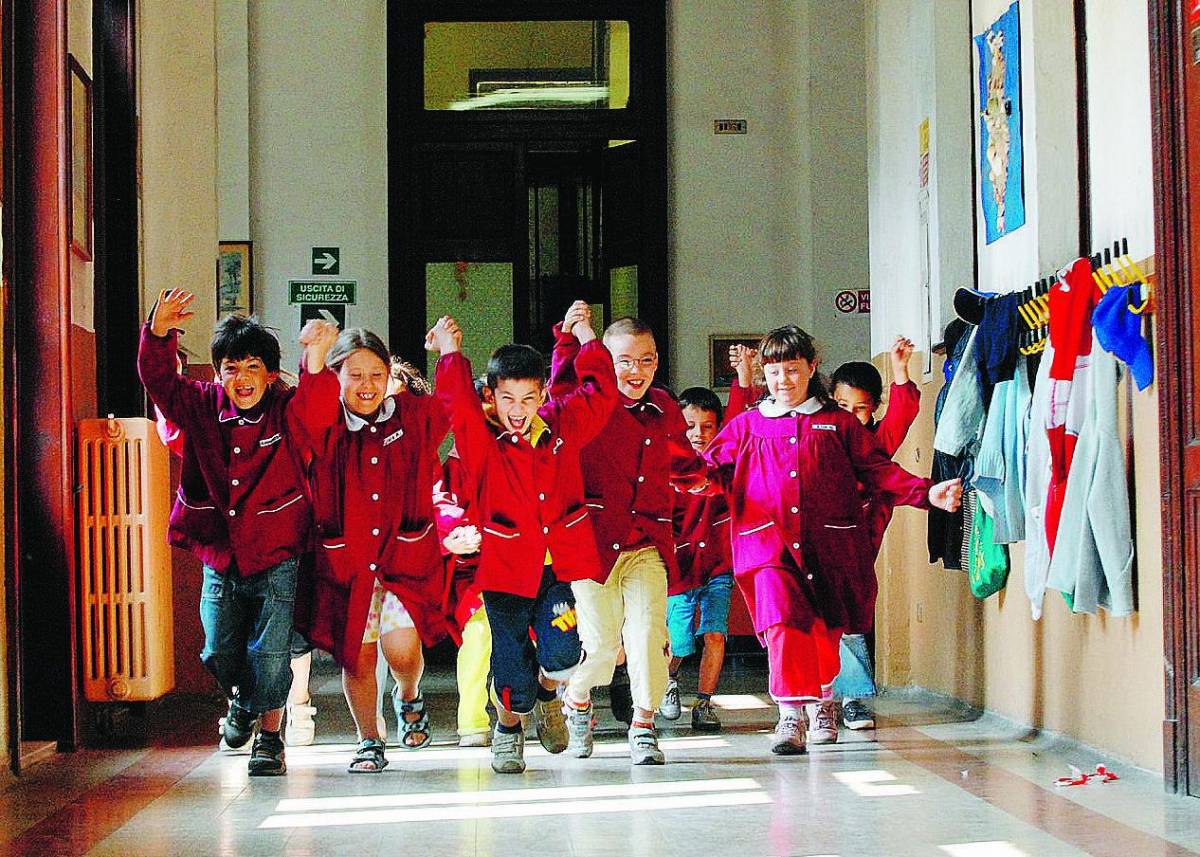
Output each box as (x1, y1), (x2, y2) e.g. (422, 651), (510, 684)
(928, 478), (963, 512)
(300, 319), (340, 374)
(729, 344), (757, 387)
(890, 336), (915, 384)
(150, 289), (195, 337)
(565, 300), (597, 345)
(444, 525), (482, 555)
(426, 315), (462, 355)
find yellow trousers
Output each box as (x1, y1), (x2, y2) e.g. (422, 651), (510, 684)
(457, 607), (492, 736)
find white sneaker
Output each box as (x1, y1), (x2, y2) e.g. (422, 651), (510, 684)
(491, 726), (526, 774)
(628, 726), (665, 765)
(566, 701), (595, 758)
(285, 701), (316, 747)
(771, 715), (807, 755)
(658, 678), (681, 720)
(805, 701), (839, 745)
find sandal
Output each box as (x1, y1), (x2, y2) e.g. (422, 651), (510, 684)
(348, 737), (388, 773)
(394, 689), (433, 750)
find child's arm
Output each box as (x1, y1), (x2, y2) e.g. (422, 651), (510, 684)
(726, 344), (763, 424)
(548, 303), (588, 398)
(137, 289), (207, 427)
(700, 418), (742, 493)
(552, 306), (618, 445)
(666, 400), (712, 493)
(846, 417), (961, 512)
(434, 452), (482, 557)
(874, 337), (920, 456)
(285, 320), (343, 447)
(429, 316), (493, 481)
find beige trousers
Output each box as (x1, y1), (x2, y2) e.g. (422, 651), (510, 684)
(568, 546), (669, 714)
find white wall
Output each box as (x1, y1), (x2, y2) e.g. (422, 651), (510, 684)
(245, 1), (389, 371)
(218, 0), (250, 240)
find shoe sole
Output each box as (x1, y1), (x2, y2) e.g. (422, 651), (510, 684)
(248, 764), (287, 776)
(691, 721), (721, 733)
(807, 733), (839, 745)
(771, 742), (807, 756)
(632, 755), (665, 766)
(658, 710), (681, 721)
(492, 763), (526, 774)
(569, 746), (594, 758)
(844, 720), (876, 731)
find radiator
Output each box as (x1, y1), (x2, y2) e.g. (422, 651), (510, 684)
(78, 417), (175, 702)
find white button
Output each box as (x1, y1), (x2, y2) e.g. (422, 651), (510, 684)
(789, 437), (797, 444)
(791, 506), (799, 513)
(543, 526), (549, 535)
(807, 573), (814, 580)
(637, 476), (645, 483)
(372, 528), (380, 536)
(792, 542), (800, 550)
(369, 563), (377, 571)
(228, 509), (236, 517)
(612, 543), (621, 550)
(233, 446), (242, 454)
(372, 493), (380, 501)
(371, 456), (379, 464)
(644, 438), (651, 446)
(511, 436), (519, 444)
(370, 426), (377, 433)
(789, 470), (797, 478)
(238, 419), (245, 426)
(699, 541), (706, 548)
(539, 493), (546, 501)
(231, 479), (239, 486)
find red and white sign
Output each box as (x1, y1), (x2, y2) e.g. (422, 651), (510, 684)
(835, 290), (871, 315)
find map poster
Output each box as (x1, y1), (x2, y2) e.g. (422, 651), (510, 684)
(975, 1), (1026, 244)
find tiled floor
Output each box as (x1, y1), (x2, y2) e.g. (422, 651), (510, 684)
(3, 657), (1199, 857)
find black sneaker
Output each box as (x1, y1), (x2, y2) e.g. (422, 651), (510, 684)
(691, 698), (721, 732)
(610, 665), (633, 726)
(248, 730), (287, 776)
(842, 699), (876, 730)
(219, 702), (256, 751)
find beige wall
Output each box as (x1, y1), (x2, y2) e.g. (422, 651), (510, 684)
(876, 349), (1165, 770)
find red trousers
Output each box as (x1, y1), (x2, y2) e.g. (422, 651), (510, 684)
(764, 618), (842, 703)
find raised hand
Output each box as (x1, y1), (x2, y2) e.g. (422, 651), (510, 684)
(150, 289), (196, 337)
(426, 315), (462, 355)
(300, 319), (340, 374)
(443, 525), (482, 556)
(890, 336), (915, 384)
(729, 343), (757, 387)
(928, 478), (963, 512)
(564, 299), (597, 345)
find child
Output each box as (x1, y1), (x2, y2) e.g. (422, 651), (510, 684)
(431, 302), (616, 774)
(551, 317), (709, 766)
(659, 387), (734, 732)
(297, 328), (450, 773)
(703, 325), (961, 755)
(821, 337), (920, 739)
(433, 378), (491, 747)
(137, 289), (340, 776)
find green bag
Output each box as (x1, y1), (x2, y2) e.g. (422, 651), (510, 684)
(966, 490), (1010, 599)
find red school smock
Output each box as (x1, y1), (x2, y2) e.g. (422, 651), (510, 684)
(137, 324), (339, 576)
(670, 491), (733, 595)
(434, 341), (618, 598)
(550, 325), (709, 582)
(434, 448), (483, 643)
(861, 380), (921, 557)
(296, 390), (450, 667)
(703, 397), (932, 637)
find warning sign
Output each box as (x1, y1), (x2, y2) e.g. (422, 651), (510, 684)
(289, 280), (356, 305)
(835, 290), (871, 315)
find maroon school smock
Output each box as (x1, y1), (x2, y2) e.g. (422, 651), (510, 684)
(137, 324), (339, 576)
(434, 341), (617, 598)
(434, 449), (483, 643)
(670, 491), (733, 595)
(549, 325), (709, 583)
(703, 397), (932, 636)
(296, 390), (451, 667)
(862, 380), (922, 557)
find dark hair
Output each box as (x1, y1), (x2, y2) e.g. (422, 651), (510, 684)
(486, 344), (546, 389)
(473, 375), (487, 401)
(389, 356), (430, 396)
(758, 325), (829, 403)
(603, 317), (656, 344)
(327, 328), (389, 373)
(831, 361), (883, 406)
(678, 386), (723, 423)
(211, 315), (281, 373)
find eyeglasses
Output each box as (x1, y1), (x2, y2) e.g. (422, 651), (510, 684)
(615, 356), (658, 371)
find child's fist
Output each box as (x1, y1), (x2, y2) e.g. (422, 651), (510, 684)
(426, 315), (462, 355)
(562, 300), (592, 334)
(444, 525), (482, 556)
(928, 478), (963, 512)
(299, 319), (339, 350)
(150, 289), (196, 337)
(729, 343), (757, 386)
(890, 336), (915, 383)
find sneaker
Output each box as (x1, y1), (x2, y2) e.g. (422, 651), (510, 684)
(459, 731), (491, 748)
(532, 697), (569, 754)
(841, 699), (876, 731)
(610, 667), (633, 726)
(690, 698), (721, 732)
(628, 726), (665, 765)
(491, 727), (526, 774)
(285, 700), (316, 747)
(805, 701), (840, 745)
(218, 702), (256, 751)
(566, 700), (595, 758)
(247, 731), (287, 776)
(658, 678), (682, 721)
(771, 716), (807, 755)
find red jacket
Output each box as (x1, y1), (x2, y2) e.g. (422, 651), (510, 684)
(295, 390), (450, 666)
(671, 492), (732, 595)
(137, 324), (339, 576)
(550, 326), (709, 582)
(434, 342), (618, 598)
(704, 399), (931, 634)
(434, 449), (484, 641)
(861, 381), (921, 555)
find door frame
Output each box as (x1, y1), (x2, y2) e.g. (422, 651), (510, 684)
(386, 1), (668, 372)
(1148, 0), (1198, 796)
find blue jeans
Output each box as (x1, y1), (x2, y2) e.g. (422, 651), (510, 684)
(200, 558), (298, 716)
(666, 573), (734, 658)
(832, 633), (877, 700)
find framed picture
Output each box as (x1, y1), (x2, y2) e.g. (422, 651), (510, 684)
(218, 241), (253, 317)
(67, 56), (92, 260)
(709, 333), (761, 390)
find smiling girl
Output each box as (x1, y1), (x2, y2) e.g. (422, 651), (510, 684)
(702, 325), (961, 755)
(296, 327), (450, 773)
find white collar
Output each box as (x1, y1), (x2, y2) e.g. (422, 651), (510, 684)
(343, 395), (396, 431)
(758, 396), (823, 418)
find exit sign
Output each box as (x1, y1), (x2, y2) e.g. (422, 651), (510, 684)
(714, 119), (748, 135)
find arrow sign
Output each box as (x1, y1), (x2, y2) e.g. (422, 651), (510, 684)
(311, 246), (340, 275)
(300, 303), (346, 332)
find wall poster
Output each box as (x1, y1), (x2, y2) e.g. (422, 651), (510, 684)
(975, 1), (1026, 244)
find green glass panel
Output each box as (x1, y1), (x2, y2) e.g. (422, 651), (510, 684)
(610, 265), (638, 321)
(425, 262), (514, 380)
